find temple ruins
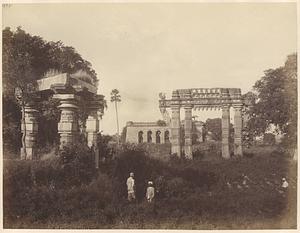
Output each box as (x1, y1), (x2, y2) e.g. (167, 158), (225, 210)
(20, 72), (105, 160)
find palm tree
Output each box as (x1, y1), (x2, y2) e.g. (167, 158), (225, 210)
(110, 89), (121, 137)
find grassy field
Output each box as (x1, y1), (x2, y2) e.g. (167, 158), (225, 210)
(3, 145), (297, 229)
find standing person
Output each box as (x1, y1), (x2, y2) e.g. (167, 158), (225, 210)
(281, 178), (289, 189)
(126, 172), (135, 202)
(146, 181), (155, 203)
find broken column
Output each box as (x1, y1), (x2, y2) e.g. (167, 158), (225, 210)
(21, 104), (39, 160)
(86, 100), (100, 148)
(87, 95), (105, 168)
(233, 103), (243, 157)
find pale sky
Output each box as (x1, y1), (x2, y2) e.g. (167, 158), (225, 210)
(2, 2), (297, 134)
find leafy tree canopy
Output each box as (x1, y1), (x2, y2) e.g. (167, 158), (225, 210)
(246, 53), (297, 148)
(3, 26), (98, 99)
(203, 118), (234, 142)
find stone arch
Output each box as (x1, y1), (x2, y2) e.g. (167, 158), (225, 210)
(156, 130), (161, 144)
(138, 131), (143, 143)
(147, 130), (152, 143)
(164, 130), (170, 143)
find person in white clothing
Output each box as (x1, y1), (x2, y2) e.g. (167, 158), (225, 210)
(126, 172), (135, 202)
(281, 178), (289, 189)
(146, 181), (155, 203)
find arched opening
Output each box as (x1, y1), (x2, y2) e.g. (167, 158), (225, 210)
(164, 130), (170, 143)
(147, 131), (152, 143)
(138, 131), (143, 143)
(156, 131), (161, 144)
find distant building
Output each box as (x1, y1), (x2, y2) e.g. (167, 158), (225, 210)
(125, 120), (204, 144)
(126, 121), (170, 144)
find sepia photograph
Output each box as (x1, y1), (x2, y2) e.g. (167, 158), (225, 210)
(1, 1), (298, 230)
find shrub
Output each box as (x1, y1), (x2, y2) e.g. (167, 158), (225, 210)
(263, 133), (276, 145)
(193, 149), (205, 160)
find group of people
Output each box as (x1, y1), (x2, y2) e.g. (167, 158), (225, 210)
(226, 173), (289, 192)
(126, 172), (155, 203)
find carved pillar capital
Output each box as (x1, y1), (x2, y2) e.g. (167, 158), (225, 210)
(233, 103), (243, 110)
(222, 104), (231, 110)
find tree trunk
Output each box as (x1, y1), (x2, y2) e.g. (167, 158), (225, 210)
(115, 101), (120, 143)
(21, 101), (27, 159)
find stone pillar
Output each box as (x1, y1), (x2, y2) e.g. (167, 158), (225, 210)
(161, 130), (165, 144)
(86, 110), (99, 148)
(222, 105), (230, 159)
(87, 95), (105, 168)
(171, 106), (181, 156)
(184, 106), (193, 159)
(21, 105), (39, 160)
(170, 90), (181, 156)
(54, 94), (80, 148)
(233, 104), (243, 157)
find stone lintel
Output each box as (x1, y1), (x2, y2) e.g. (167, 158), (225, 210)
(233, 103), (243, 109)
(53, 93), (81, 101)
(38, 73), (97, 94)
(184, 105), (193, 109)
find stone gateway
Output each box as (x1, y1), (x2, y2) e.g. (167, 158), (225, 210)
(159, 88), (244, 159)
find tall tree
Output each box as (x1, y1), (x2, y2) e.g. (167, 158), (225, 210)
(110, 89), (121, 137)
(3, 27), (39, 158)
(246, 53), (297, 153)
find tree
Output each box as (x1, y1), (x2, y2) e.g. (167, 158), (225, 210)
(263, 133), (276, 145)
(241, 91), (258, 146)
(204, 118), (222, 141)
(203, 118), (234, 142)
(157, 120), (167, 126)
(120, 126), (127, 144)
(246, 53), (297, 152)
(110, 89), (121, 137)
(3, 27), (40, 158)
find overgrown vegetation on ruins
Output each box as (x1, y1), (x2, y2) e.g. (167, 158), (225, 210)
(2, 27), (98, 154)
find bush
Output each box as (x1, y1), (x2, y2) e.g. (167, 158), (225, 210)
(263, 133), (276, 145)
(193, 149), (205, 160)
